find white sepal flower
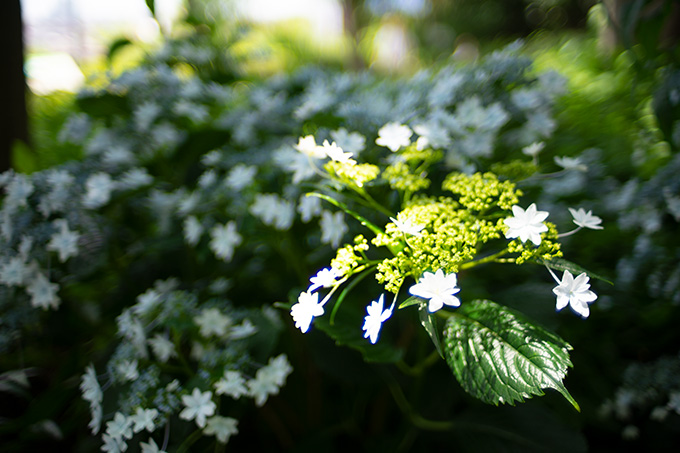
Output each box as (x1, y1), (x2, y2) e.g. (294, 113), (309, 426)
(194, 308), (232, 338)
(214, 370), (248, 399)
(46, 219), (80, 262)
(180, 388), (216, 428)
(26, 273), (60, 310)
(105, 412), (133, 442)
(204, 416), (239, 444)
(320, 210), (348, 248)
(209, 221), (242, 261)
(308, 267), (341, 292)
(140, 438), (167, 453)
(148, 334), (176, 363)
(503, 203), (549, 246)
(321, 140), (353, 163)
(568, 207), (603, 230)
(409, 269), (461, 312)
(362, 294), (394, 344)
(290, 291), (324, 333)
(554, 156), (587, 172)
(294, 135), (325, 159)
(82, 173), (115, 209)
(522, 142), (545, 157)
(551, 269), (597, 318)
(130, 408), (158, 434)
(376, 122), (412, 151)
(390, 216), (425, 236)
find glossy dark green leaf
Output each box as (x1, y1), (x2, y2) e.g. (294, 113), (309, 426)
(443, 299), (579, 410)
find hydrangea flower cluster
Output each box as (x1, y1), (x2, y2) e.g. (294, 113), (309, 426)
(288, 126), (603, 352)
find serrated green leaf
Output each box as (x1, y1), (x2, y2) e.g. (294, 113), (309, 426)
(537, 257), (612, 285)
(443, 299), (579, 410)
(418, 304), (443, 358)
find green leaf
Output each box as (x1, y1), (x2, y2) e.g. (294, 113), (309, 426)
(537, 257), (612, 285)
(418, 304), (443, 358)
(144, 0), (156, 16)
(443, 299), (579, 410)
(107, 37), (133, 63)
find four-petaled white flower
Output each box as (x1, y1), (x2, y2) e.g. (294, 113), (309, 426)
(503, 203), (549, 246)
(308, 267), (341, 292)
(409, 269), (461, 312)
(390, 216), (425, 236)
(204, 415), (239, 444)
(294, 135), (325, 159)
(321, 140), (354, 163)
(568, 207), (603, 230)
(194, 308), (232, 338)
(180, 388), (216, 428)
(290, 291), (324, 333)
(376, 122), (413, 151)
(550, 269), (597, 318)
(362, 294), (394, 344)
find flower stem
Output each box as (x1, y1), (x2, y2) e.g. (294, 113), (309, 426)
(459, 249), (509, 269)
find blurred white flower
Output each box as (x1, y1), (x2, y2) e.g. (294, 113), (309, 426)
(105, 412), (133, 442)
(183, 216), (204, 246)
(229, 319), (257, 339)
(140, 438), (166, 453)
(330, 128), (366, 155)
(568, 207), (603, 230)
(204, 416), (239, 444)
(194, 308), (232, 338)
(250, 194), (295, 230)
(225, 164), (257, 191)
(130, 408), (158, 434)
(180, 388), (216, 428)
(554, 155), (587, 172)
(209, 221), (242, 261)
(504, 203), (549, 246)
(0, 256), (31, 287)
(522, 142), (545, 158)
(148, 334), (176, 363)
(46, 219), (80, 263)
(376, 122), (412, 151)
(26, 273), (60, 310)
(297, 195), (322, 223)
(550, 269), (597, 318)
(294, 135), (325, 158)
(320, 210), (347, 248)
(82, 173), (115, 209)
(116, 360), (139, 382)
(118, 168), (153, 190)
(409, 269), (461, 312)
(215, 370), (248, 399)
(362, 294), (394, 344)
(321, 140), (353, 163)
(290, 291), (324, 333)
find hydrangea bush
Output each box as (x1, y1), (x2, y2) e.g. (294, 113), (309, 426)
(0, 35), (623, 450)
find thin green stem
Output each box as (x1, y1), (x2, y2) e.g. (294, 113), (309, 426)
(176, 429), (203, 453)
(383, 371), (454, 431)
(396, 350), (440, 376)
(459, 249), (509, 270)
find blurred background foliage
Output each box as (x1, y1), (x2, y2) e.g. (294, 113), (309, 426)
(3, 0), (680, 451)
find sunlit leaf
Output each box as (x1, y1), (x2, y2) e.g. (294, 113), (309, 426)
(443, 299), (579, 410)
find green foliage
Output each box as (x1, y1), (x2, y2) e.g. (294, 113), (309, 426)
(443, 299), (578, 410)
